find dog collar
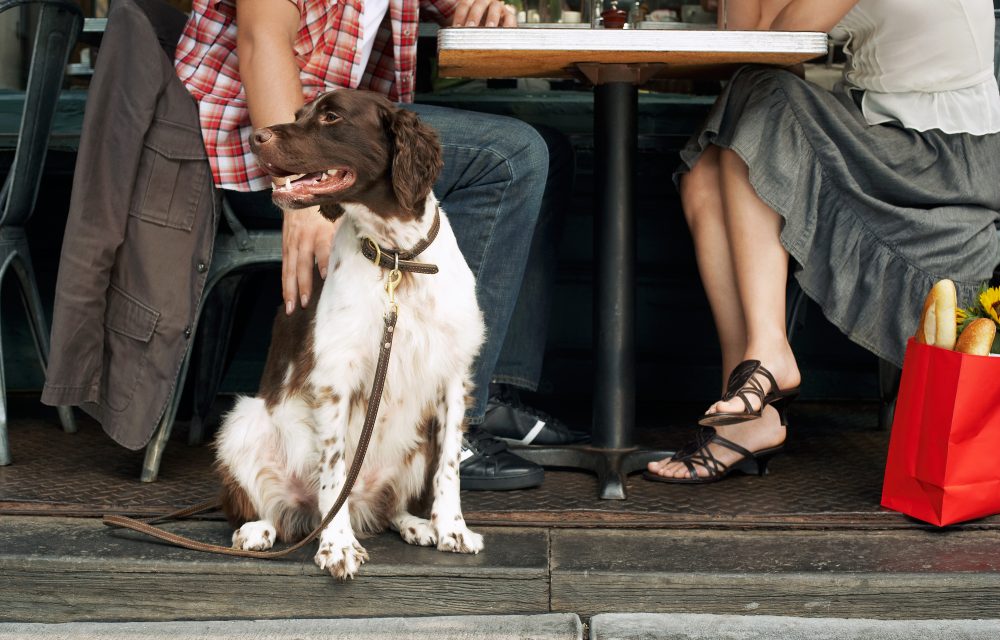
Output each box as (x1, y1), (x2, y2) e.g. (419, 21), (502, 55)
(360, 207), (440, 275)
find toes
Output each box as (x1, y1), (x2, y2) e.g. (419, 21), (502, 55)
(437, 526), (485, 554)
(647, 458), (670, 472)
(314, 539), (368, 580)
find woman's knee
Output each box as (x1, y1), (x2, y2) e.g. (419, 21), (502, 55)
(680, 148), (723, 231)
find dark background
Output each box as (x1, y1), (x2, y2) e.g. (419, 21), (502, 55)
(0, 85), (880, 408)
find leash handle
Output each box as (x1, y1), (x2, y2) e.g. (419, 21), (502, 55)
(103, 311), (399, 560)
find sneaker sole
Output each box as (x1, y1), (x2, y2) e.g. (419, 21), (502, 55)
(500, 436), (591, 448)
(460, 467), (545, 491)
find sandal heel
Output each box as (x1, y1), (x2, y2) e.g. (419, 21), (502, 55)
(740, 447), (784, 476)
(770, 391), (799, 426)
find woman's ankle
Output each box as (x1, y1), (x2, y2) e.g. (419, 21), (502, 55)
(743, 341), (799, 386)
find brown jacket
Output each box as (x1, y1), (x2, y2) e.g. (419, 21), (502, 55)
(42, 0), (217, 450)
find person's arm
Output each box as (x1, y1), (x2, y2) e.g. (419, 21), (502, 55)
(768, 0), (858, 32)
(236, 0), (339, 314)
(703, 0), (793, 30)
(237, 0), (302, 130)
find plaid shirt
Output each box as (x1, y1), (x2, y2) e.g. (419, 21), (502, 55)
(175, 0), (457, 191)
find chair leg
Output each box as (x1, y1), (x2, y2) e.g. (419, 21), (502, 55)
(10, 253), (77, 434)
(785, 278), (808, 344)
(0, 307), (10, 466)
(141, 341), (197, 482)
(189, 274), (245, 446)
(878, 357), (902, 431)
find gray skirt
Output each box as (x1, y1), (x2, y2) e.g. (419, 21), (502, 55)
(676, 66), (1000, 367)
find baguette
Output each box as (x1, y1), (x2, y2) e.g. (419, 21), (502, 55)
(914, 279), (958, 350)
(955, 318), (997, 356)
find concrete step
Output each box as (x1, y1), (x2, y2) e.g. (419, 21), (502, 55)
(0, 614), (583, 640)
(4, 518), (1000, 622)
(589, 613), (1000, 639)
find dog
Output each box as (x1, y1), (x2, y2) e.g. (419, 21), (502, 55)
(214, 90), (486, 579)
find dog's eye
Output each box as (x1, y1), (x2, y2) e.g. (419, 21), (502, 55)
(320, 111), (343, 125)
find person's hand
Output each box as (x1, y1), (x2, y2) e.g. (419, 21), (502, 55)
(700, 0), (719, 12)
(452, 0), (518, 28)
(281, 205), (341, 314)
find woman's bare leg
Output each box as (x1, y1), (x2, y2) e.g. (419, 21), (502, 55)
(647, 146), (748, 477)
(711, 148), (800, 411)
(649, 147), (796, 479)
(677, 146), (748, 379)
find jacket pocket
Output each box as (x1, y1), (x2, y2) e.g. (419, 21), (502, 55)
(130, 119), (209, 231)
(100, 285), (159, 412)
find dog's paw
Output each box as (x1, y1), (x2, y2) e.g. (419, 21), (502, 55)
(399, 520), (438, 547)
(232, 521), (276, 551)
(315, 534), (369, 580)
(436, 524), (484, 554)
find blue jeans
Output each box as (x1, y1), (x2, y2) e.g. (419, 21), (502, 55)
(404, 104), (550, 422)
(227, 104), (553, 422)
(490, 124), (573, 396)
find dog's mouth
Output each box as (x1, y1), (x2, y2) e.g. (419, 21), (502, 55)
(266, 167), (357, 206)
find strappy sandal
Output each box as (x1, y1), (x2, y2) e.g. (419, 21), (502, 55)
(698, 359), (799, 427)
(642, 426), (784, 485)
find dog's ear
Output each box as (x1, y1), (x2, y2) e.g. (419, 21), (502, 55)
(385, 108), (443, 216)
(319, 203), (345, 222)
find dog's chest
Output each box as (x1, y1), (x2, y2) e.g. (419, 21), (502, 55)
(309, 243), (480, 398)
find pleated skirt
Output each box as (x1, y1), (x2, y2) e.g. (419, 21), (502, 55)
(676, 66), (1000, 366)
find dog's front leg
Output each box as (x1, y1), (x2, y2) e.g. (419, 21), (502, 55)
(431, 376), (484, 554)
(312, 393), (368, 579)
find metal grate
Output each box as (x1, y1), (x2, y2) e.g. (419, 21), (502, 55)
(2, 404), (996, 529)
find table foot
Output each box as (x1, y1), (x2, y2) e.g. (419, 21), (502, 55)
(512, 446), (674, 500)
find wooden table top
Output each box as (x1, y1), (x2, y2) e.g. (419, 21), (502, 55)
(438, 27), (829, 80)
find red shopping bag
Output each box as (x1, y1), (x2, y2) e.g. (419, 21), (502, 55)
(881, 338), (1000, 526)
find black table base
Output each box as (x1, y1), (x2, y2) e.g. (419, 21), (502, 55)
(521, 73), (674, 500)
(513, 445), (675, 500)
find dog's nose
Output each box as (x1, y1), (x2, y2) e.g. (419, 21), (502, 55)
(252, 129), (274, 145)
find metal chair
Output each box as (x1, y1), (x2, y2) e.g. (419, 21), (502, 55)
(0, 0), (82, 465)
(140, 202), (281, 481)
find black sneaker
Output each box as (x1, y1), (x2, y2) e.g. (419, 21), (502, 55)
(480, 384), (590, 446)
(459, 427), (544, 491)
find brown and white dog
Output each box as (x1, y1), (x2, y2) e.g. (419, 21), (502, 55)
(214, 90), (485, 579)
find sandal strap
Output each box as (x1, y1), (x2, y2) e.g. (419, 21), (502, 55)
(707, 431), (755, 460)
(671, 427), (753, 479)
(722, 360), (781, 415)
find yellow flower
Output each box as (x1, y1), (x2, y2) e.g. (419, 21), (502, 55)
(979, 286), (1000, 324)
(956, 307), (968, 324)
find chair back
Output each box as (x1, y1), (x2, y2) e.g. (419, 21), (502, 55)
(0, 0), (82, 228)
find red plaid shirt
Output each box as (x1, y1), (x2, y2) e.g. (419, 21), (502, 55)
(175, 0), (457, 191)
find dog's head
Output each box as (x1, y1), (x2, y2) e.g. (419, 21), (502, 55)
(250, 90), (443, 219)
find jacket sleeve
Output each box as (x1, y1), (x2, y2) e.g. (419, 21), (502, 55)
(42, 1), (165, 405)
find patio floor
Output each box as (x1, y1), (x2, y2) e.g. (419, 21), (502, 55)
(3, 397), (1000, 623)
(2, 398), (997, 529)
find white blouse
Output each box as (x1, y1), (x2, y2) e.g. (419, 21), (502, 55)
(830, 0), (1000, 135)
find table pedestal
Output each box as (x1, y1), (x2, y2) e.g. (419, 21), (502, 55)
(515, 77), (671, 500)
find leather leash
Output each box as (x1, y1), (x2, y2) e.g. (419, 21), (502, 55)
(103, 219), (441, 559)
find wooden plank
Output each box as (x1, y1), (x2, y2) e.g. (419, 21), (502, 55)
(550, 529), (1000, 619)
(0, 518), (547, 577)
(437, 28), (828, 79)
(0, 518), (549, 622)
(2, 572), (548, 623)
